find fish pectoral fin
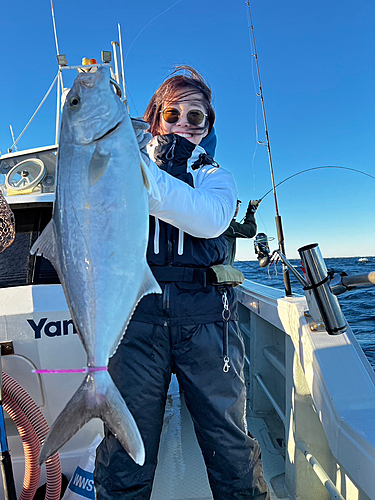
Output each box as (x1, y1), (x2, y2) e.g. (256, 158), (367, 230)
(89, 144), (111, 186)
(30, 219), (63, 277)
(102, 375), (145, 466)
(139, 264), (162, 299)
(110, 266), (162, 358)
(140, 157), (161, 201)
(39, 371), (145, 467)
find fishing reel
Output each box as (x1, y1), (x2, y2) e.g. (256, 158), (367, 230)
(254, 233), (271, 268)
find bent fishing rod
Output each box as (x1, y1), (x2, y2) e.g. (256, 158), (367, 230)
(246, 1), (292, 296)
(258, 165), (375, 202)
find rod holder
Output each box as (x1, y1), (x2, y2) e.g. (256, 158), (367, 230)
(298, 243), (347, 335)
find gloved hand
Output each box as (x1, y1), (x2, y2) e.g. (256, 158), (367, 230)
(131, 117), (152, 166)
(245, 200), (260, 217)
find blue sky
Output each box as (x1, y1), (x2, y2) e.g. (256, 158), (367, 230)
(1, 0), (374, 259)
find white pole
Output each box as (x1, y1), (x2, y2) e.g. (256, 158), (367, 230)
(118, 24), (128, 109)
(111, 41), (120, 84)
(55, 70), (61, 145)
(9, 126), (17, 151)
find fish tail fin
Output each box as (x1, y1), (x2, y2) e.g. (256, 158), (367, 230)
(100, 374), (145, 465)
(39, 371), (145, 466)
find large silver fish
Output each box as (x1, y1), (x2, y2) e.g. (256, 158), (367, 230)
(31, 67), (161, 466)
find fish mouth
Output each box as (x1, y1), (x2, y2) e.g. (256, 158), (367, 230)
(94, 119), (122, 142)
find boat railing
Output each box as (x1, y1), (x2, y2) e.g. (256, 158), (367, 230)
(236, 266), (375, 499)
(329, 270), (375, 295)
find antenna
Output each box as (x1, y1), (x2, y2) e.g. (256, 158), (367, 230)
(246, 1), (292, 296)
(9, 126), (17, 152)
(50, 0), (64, 144)
(50, 0), (60, 53)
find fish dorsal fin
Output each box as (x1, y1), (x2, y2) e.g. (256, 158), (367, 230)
(30, 219), (63, 278)
(140, 156), (161, 201)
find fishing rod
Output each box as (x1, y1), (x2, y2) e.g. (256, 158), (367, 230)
(246, 1), (292, 296)
(258, 165), (375, 201)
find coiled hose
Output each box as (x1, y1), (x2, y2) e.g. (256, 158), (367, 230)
(2, 395), (40, 499)
(2, 372), (62, 500)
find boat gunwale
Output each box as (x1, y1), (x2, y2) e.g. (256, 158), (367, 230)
(238, 279), (375, 498)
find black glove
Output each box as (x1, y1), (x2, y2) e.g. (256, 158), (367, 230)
(245, 200), (260, 217)
(131, 117), (152, 166)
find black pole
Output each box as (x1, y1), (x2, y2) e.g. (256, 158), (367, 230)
(275, 215), (292, 296)
(0, 451), (17, 500)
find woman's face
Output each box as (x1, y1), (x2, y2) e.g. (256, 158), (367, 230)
(158, 89), (209, 145)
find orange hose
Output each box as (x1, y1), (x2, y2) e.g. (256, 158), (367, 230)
(3, 395), (40, 499)
(2, 372), (62, 500)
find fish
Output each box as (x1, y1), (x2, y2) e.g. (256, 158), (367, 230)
(31, 67), (161, 466)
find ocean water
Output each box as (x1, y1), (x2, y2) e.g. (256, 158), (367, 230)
(235, 257), (375, 370)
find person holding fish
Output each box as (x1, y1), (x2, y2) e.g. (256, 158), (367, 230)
(94, 66), (270, 500)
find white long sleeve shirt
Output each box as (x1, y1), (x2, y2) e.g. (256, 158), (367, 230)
(146, 138), (237, 239)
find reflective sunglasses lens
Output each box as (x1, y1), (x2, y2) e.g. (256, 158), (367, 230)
(162, 108), (180, 123)
(187, 110), (205, 126)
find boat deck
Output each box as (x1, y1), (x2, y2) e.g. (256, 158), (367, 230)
(151, 376), (288, 499)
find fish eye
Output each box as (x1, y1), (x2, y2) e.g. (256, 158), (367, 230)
(69, 96), (80, 108)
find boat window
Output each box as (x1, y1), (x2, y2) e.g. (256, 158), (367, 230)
(0, 205), (60, 287)
(0, 148), (57, 194)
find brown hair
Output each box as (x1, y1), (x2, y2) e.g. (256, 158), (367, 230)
(143, 65), (215, 137)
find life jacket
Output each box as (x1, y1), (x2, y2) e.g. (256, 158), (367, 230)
(132, 134), (237, 326)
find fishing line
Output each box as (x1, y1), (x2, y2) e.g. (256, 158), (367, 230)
(8, 73), (59, 153)
(123, 0), (183, 66)
(258, 165), (375, 201)
(122, 0), (183, 116)
(126, 87), (141, 117)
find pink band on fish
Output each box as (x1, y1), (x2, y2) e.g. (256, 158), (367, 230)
(32, 366), (108, 374)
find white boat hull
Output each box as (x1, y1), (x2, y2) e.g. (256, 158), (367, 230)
(0, 254), (374, 498)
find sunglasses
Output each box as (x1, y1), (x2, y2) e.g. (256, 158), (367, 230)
(160, 107), (208, 126)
